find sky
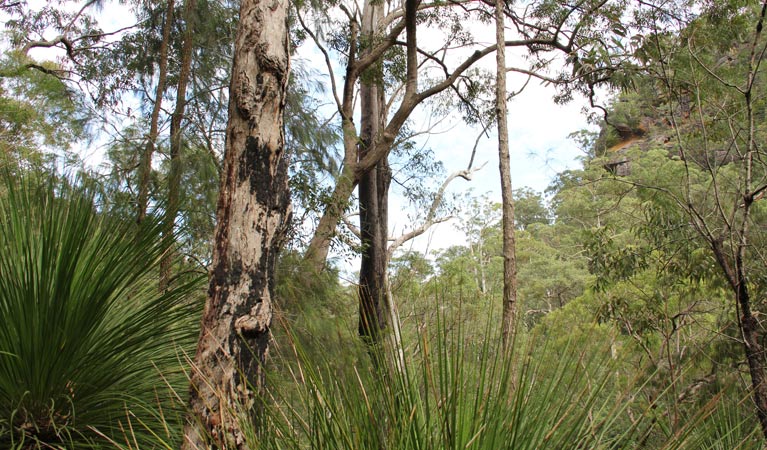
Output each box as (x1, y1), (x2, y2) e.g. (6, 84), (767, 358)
(364, 33), (595, 262)
(384, 80), (593, 264)
(32, 0), (592, 198)
(291, 14), (598, 266)
(17, 1), (596, 267)
(18, 1), (139, 168)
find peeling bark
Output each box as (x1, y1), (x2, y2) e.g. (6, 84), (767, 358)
(182, 0), (291, 447)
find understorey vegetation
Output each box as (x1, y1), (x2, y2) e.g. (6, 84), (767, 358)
(1, 0), (766, 447)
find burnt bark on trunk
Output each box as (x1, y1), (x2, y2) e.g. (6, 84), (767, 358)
(711, 240), (767, 437)
(358, 0), (389, 343)
(182, 0), (290, 447)
(495, 0), (518, 348)
(737, 280), (767, 437)
(160, 0), (197, 291)
(137, 0), (174, 224)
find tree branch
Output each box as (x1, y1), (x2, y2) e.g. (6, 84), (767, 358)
(294, 6), (343, 112)
(387, 163), (485, 261)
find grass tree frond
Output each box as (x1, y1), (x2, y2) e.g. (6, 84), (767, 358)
(0, 171), (203, 449)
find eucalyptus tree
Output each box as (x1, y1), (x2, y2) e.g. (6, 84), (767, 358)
(356, 0), (390, 342)
(495, 0), (518, 346)
(160, 0), (197, 289)
(182, 0), (291, 446)
(456, 195), (502, 295)
(297, 0), (478, 271)
(547, 0), (767, 437)
(297, 0), (421, 341)
(514, 188), (550, 230)
(136, 0), (174, 223)
(297, 0), (636, 344)
(613, 1), (767, 437)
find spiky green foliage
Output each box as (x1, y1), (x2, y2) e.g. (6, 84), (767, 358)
(251, 302), (759, 450)
(98, 290), (760, 449)
(0, 173), (202, 449)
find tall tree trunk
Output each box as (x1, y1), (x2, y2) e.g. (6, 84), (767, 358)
(712, 240), (767, 437)
(358, 0), (389, 343)
(160, 0), (197, 291)
(477, 240), (487, 294)
(739, 15), (767, 434)
(358, 157), (391, 342)
(495, 0), (518, 348)
(303, 0), (489, 275)
(137, 0), (174, 224)
(736, 276), (767, 437)
(182, 0), (290, 447)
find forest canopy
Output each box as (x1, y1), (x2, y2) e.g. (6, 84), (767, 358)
(1, 0), (767, 448)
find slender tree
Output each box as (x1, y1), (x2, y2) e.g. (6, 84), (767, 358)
(294, 0), (628, 352)
(637, 1), (767, 436)
(160, 0), (197, 290)
(571, 0), (767, 436)
(495, 0), (518, 347)
(182, 0), (291, 446)
(299, 0), (630, 274)
(137, 0), (174, 223)
(357, 0), (390, 342)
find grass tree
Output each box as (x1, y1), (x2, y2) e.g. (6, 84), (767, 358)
(0, 174), (201, 449)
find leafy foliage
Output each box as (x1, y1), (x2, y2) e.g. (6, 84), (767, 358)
(0, 52), (88, 172)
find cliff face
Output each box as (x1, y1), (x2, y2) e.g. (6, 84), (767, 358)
(600, 112), (744, 176)
(593, 26), (764, 177)
(599, 116), (665, 176)
(595, 87), (742, 176)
